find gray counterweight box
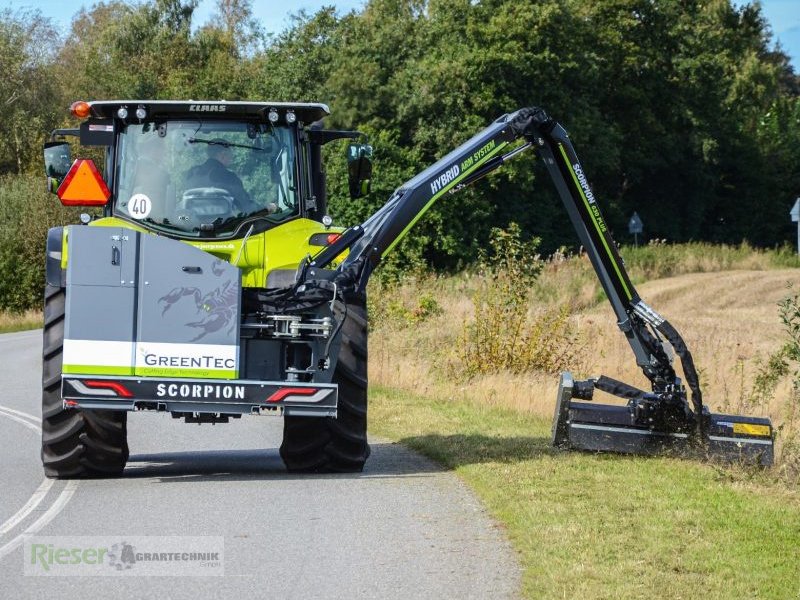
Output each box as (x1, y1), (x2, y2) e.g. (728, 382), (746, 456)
(62, 226), (241, 379)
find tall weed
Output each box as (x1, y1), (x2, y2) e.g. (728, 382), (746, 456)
(454, 223), (581, 377)
(745, 284), (800, 481)
(368, 284), (443, 329)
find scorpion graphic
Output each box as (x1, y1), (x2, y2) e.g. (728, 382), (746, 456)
(158, 260), (238, 341)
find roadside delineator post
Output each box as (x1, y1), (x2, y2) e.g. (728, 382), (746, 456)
(628, 211), (643, 248)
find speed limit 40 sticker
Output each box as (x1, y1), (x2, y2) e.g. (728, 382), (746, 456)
(128, 193), (152, 219)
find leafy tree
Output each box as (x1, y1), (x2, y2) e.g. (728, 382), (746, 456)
(0, 9), (62, 173)
(1, 0), (799, 307)
(247, 7), (349, 102)
(56, 2), (133, 101)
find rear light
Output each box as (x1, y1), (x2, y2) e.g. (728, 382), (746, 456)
(84, 380), (134, 398)
(309, 233), (341, 246)
(70, 101), (91, 119)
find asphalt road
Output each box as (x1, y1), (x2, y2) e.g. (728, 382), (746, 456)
(0, 329), (520, 599)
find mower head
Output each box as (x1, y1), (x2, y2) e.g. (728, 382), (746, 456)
(551, 372), (774, 466)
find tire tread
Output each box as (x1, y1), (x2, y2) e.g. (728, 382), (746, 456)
(280, 299), (370, 473)
(40, 284), (129, 479)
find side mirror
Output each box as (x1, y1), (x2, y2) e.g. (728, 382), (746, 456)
(44, 141), (72, 194)
(347, 143), (373, 199)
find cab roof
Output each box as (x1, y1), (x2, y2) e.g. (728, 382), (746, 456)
(85, 100), (331, 123)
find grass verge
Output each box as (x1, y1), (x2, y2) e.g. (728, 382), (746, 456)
(370, 385), (800, 600)
(0, 309), (42, 334)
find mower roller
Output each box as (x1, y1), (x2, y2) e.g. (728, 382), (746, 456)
(552, 373), (774, 465)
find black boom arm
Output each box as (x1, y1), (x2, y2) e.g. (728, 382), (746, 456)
(310, 107), (704, 427)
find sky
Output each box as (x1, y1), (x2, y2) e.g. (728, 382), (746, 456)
(0, 0), (797, 68)
(0, 0), (366, 35)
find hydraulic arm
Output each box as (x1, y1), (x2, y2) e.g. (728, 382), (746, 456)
(308, 107), (774, 464)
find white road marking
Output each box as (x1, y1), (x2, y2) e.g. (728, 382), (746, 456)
(0, 481), (79, 561)
(0, 479), (54, 537)
(0, 410), (40, 434)
(0, 404), (79, 562)
(0, 405), (41, 424)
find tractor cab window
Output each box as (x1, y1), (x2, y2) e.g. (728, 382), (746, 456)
(115, 120), (298, 237)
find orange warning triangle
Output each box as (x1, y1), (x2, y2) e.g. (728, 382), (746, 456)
(57, 159), (110, 206)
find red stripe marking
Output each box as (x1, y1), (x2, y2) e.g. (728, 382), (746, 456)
(266, 387), (318, 403)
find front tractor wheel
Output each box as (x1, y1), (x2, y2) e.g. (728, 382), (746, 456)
(40, 284), (129, 478)
(280, 298), (370, 473)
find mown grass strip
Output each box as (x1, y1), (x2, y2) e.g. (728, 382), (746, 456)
(369, 385), (800, 600)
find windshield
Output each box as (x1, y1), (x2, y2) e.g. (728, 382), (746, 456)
(115, 120), (298, 237)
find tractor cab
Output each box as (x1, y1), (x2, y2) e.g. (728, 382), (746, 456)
(44, 100), (372, 241)
(115, 118), (298, 237)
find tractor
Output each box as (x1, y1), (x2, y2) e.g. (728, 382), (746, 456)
(40, 100), (774, 478)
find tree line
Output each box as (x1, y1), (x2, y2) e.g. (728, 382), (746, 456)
(1, 0), (798, 269)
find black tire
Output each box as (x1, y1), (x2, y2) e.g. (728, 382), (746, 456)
(41, 284), (129, 478)
(279, 297), (370, 473)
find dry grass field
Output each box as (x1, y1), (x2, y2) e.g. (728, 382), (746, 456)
(369, 249), (800, 466)
(0, 309), (41, 334)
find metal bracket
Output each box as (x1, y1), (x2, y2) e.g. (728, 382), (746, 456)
(551, 372), (574, 448)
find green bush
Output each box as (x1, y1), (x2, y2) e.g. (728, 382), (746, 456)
(369, 291), (444, 329)
(455, 223), (581, 377)
(749, 286), (800, 407)
(0, 174), (81, 312)
(384, 293), (443, 327)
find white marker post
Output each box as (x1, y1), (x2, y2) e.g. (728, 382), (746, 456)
(791, 198), (800, 255)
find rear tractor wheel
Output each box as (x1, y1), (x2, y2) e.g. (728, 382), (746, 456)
(279, 297), (370, 473)
(40, 284), (129, 478)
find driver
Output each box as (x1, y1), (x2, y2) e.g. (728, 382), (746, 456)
(184, 139), (251, 209)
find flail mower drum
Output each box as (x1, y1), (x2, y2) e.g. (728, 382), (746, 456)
(552, 373), (774, 465)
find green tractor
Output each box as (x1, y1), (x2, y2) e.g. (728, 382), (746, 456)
(42, 100), (373, 476)
(41, 100), (774, 479)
